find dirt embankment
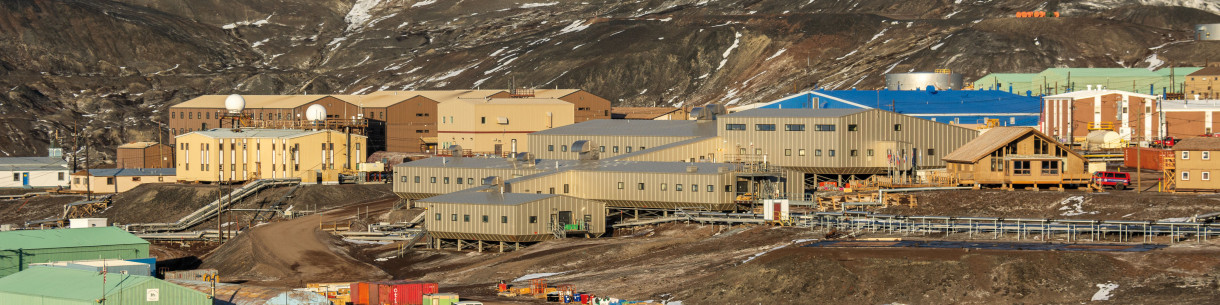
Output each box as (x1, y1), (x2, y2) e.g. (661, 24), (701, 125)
(0, 194), (86, 225)
(875, 190), (1220, 221)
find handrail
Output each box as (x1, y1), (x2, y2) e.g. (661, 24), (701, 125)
(127, 178), (300, 232)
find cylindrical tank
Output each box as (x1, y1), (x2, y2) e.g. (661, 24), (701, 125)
(885, 72), (963, 90)
(1197, 24), (1220, 41)
(224, 94), (245, 114)
(305, 104), (327, 121)
(1086, 130), (1122, 149)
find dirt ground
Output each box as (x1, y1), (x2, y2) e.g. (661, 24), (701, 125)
(0, 194), (86, 225)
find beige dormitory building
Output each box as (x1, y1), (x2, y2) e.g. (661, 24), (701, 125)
(1173, 137), (1220, 192)
(174, 129), (366, 183)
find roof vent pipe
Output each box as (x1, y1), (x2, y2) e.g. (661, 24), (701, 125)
(1196, 94), (1201, 101)
(1087, 85), (1093, 90)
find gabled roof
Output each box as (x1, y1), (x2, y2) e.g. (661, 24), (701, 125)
(1174, 137), (1220, 151)
(1187, 66), (1220, 76)
(330, 94), (419, 108)
(942, 127), (1038, 163)
(0, 157), (69, 172)
(531, 89), (583, 99)
(368, 90), (508, 102)
(80, 168), (176, 177)
(171, 95), (332, 109)
(0, 227), (149, 251)
(1044, 89), (1157, 99)
(0, 268), (191, 301)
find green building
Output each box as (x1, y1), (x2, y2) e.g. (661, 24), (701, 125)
(974, 68), (1204, 96)
(0, 227), (149, 277)
(0, 267), (210, 304)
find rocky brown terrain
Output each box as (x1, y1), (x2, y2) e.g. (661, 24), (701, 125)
(4, 0), (1220, 162)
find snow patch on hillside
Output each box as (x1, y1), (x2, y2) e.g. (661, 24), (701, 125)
(412, 0), (437, 8)
(345, 0), (384, 31)
(558, 20), (592, 35)
(765, 49), (786, 61)
(521, 2), (559, 8)
(717, 31), (742, 70)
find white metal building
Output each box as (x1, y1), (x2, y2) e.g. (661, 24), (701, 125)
(0, 157), (70, 188)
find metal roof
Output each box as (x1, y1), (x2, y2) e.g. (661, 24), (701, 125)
(1044, 89), (1157, 99)
(0, 267), (183, 302)
(329, 94), (418, 108)
(0, 157), (69, 172)
(171, 95), (331, 109)
(1162, 99), (1220, 111)
(750, 89), (1045, 126)
(117, 142), (163, 149)
(420, 191), (557, 205)
(0, 227), (149, 251)
(398, 156), (737, 175)
(721, 108), (869, 118)
(1174, 137), (1220, 151)
(1187, 66), (1220, 76)
(81, 168), (176, 177)
(530, 120), (717, 137)
(611, 107), (682, 119)
(397, 157), (579, 171)
(175, 128), (363, 139)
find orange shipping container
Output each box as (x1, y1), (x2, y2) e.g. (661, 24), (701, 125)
(1123, 147), (1172, 171)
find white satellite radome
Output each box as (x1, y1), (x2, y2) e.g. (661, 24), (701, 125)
(305, 104), (327, 121)
(224, 94), (245, 114)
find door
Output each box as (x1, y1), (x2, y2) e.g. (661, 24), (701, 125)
(558, 211), (572, 226)
(21, 173), (29, 186)
(772, 202), (782, 220)
(494, 144), (503, 156)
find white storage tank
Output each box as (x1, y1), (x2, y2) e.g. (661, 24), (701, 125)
(1085, 130), (1124, 149)
(69, 218), (107, 228)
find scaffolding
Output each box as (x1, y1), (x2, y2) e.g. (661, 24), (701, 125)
(1162, 154), (1176, 192)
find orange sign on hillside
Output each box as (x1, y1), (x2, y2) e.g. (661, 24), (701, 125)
(1015, 11), (1059, 18)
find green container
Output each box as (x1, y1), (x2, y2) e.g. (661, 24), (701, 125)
(424, 293), (460, 305)
(564, 224), (580, 230)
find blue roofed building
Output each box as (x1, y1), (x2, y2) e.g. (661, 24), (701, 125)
(742, 89), (1044, 127)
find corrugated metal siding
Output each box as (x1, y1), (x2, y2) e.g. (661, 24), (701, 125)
(0, 244), (149, 277)
(616, 137), (724, 162)
(108, 277), (212, 305)
(419, 196), (605, 242)
(528, 134), (696, 160)
(393, 165), (545, 197)
(571, 170), (734, 208)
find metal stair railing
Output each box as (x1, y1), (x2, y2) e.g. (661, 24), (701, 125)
(127, 178), (300, 232)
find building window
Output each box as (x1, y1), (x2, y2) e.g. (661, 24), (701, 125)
(785, 149), (792, 156)
(106, 177), (115, 185)
(725, 185), (733, 192)
(850, 150), (858, 157)
(456, 177), (463, 185)
(549, 187), (555, 194)
(815, 149), (823, 156)
(828, 150), (836, 157)
(599, 146), (605, 152)
(848, 124), (859, 131)
(756, 124), (776, 131)
(927, 149), (936, 156)
(58, 173), (64, 181)
(463, 215), (470, 222)
(1182, 171), (1190, 181)
(626, 147), (633, 153)
(502, 216), (508, 223)
(675, 184), (683, 191)
(726, 124), (746, 130)
(1204, 171), (1211, 181)
(1183, 151), (1191, 160)
(613, 146), (620, 153)
(414, 176), (420, 183)
(1013, 161), (1031, 175)
(867, 149), (875, 156)
(815, 124), (835, 131)
(691, 184), (698, 192)
(444, 177), (450, 184)
(430, 177), (437, 183)
(548, 145), (554, 152)
(436, 213), (442, 221)
(1204, 151), (1211, 160)
(564, 184), (570, 193)
(481, 117), (486, 124)
(661, 183), (667, 191)
(799, 149), (806, 156)
(1042, 161), (1060, 175)
(637, 183), (645, 190)
(468, 178), (474, 184)
(12, 173), (18, 181)
(451, 214), (457, 221)
(755, 148), (763, 155)
(482, 215), (489, 223)
(707, 185), (714, 192)
(561, 145), (568, 152)
(529, 216), (538, 224)
(618, 182), (624, 189)
(132, 177), (141, 182)
(785, 124), (805, 131)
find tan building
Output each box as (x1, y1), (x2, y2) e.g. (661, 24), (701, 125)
(116, 142), (174, 168)
(611, 107), (690, 120)
(70, 168), (176, 194)
(418, 191), (606, 245)
(1172, 137), (1219, 191)
(437, 97), (574, 155)
(174, 129), (367, 183)
(530, 89), (612, 123)
(1186, 63), (1220, 99)
(942, 127), (1091, 188)
(1039, 89), (1160, 142)
(528, 120), (717, 160)
(718, 108), (979, 176)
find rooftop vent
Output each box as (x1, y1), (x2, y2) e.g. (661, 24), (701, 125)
(686, 165), (698, 173)
(691, 104), (727, 120)
(448, 145), (464, 159)
(572, 140), (599, 161)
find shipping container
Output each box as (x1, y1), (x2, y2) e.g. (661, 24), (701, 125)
(1123, 147), (1172, 170)
(370, 280), (439, 305)
(351, 282), (373, 305)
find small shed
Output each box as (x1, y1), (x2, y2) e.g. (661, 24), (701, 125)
(418, 191), (606, 243)
(0, 267), (210, 304)
(0, 227), (150, 277)
(942, 127), (1091, 188)
(116, 142), (174, 169)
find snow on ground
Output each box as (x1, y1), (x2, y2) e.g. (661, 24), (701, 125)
(1145, 54), (1165, 70)
(867, 27), (888, 43)
(412, 0), (437, 8)
(345, 0), (384, 31)
(428, 66), (469, 83)
(1159, 217), (1193, 222)
(765, 49), (786, 61)
(558, 20), (592, 35)
(742, 239), (817, 264)
(344, 238), (393, 245)
(835, 50), (857, 60)
(931, 42), (946, 50)
(222, 14), (275, 29)
(717, 31), (742, 70)
(521, 2), (558, 8)
(1058, 196), (1098, 217)
(514, 272), (565, 282)
(1091, 282), (1119, 301)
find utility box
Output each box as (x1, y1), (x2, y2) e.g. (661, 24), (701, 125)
(69, 218), (107, 228)
(762, 199), (790, 221)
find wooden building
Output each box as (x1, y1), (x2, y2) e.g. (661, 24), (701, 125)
(1172, 137), (1219, 192)
(942, 127), (1091, 189)
(174, 128), (366, 183)
(1185, 63), (1220, 99)
(417, 190), (606, 246)
(116, 142), (174, 168)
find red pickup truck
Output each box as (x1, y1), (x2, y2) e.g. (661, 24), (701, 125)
(1091, 171), (1130, 190)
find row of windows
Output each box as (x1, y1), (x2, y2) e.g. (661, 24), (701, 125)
(725, 123), (891, 132)
(742, 148), (934, 158)
(1182, 171), (1212, 181)
(615, 182), (727, 193)
(436, 213), (539, 224)
(408, 176), (476, 185)
(1182, 151), (1212, 160)
(549, 145), (645, 153)
(12, 173), (66, 181)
